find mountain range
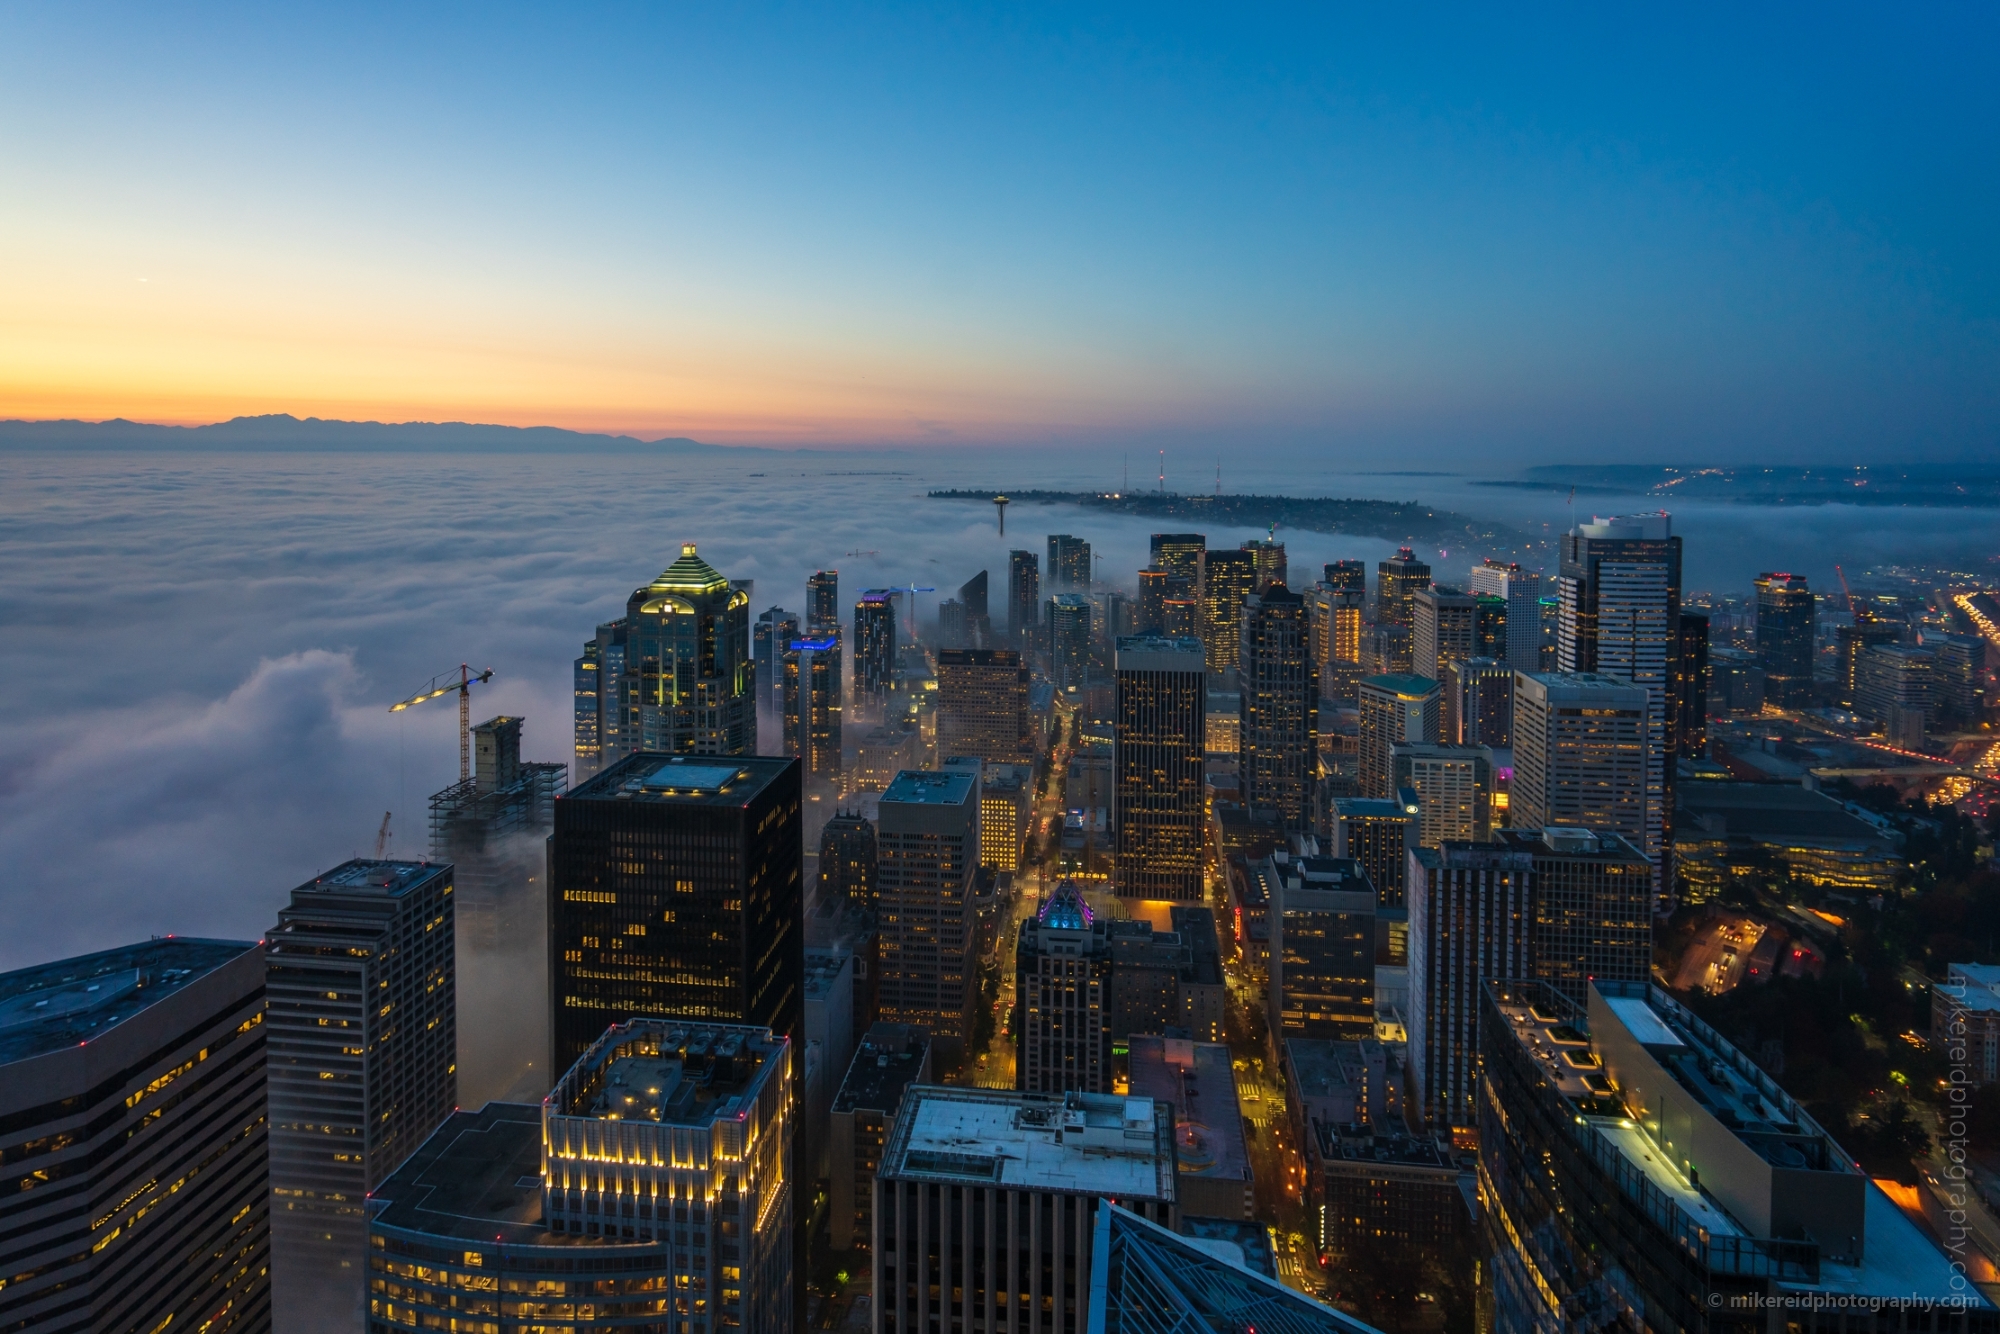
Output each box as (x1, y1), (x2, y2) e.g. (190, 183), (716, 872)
(0, 414), (759, 454)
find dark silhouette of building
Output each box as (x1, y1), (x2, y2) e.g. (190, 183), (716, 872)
(1323, 559), (1366, 594)
(1375, 546), (1431, 629)
(1446, 656), (1513, 748)
(1049, 593), (1093, 689)
(936, 649), (1033, 762)
(807, 568), (840, 634)
(1332, 794), (1417, 908)
(828, 1023), (931, 1252)
(1048, 533), (1091, 589)
(1114, 636), (1207, 901)
(854, 591), (897, 705)
(1239, 585), (1313, 831)
(1269, 856), (1377, 1041)
(875, 769), (980, 1056)
(752, 606), (800, 715)
(959, 569), (992, 646)
(1137, 567), (1172, 633)
(1007, 549), (1040, 648)
(783, 635), (843, 781)
(1674, 611), (1710, 756)
(1408, 842), (1532, 1129)
(819, 809), (879, 909)
(1755, 571), (1815, 707)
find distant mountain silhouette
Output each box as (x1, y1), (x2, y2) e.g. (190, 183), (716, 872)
(0, 414), (762, 453)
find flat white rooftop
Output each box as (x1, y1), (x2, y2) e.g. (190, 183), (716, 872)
(1593, 1120), (1739, 1237)
(887, 1089), (1175, 1202)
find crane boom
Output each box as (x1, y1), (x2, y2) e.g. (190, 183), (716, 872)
(1835, 564), (1859, 619)
(388, 663), (494, 781)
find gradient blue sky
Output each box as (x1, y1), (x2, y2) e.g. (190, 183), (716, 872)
(2, 3), (1995, 460)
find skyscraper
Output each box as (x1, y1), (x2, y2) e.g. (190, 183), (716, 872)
(1446, 656), (1513, 748)
(1239, 585), (1313, 831)
(1307, 583), (1366, 708)
(819, 808), (878, 908)
(1198, 548), (1257, 676)
(1390, 743), (1495, 847)
(1137, 566), (1172, 633)
(1322, 559), (1366, 594)
(959, 569), (992, 646)
(1407, 842), (1532, 1129)
(1048, 592), (1093, 689)
(548, 753), (803, 1068)
(1556, 513), (1681, 898)
(1837, 619), (1900, 708)
(753, 606), (800, 717)
(783, 635), (843, 780)
(0, 939), (269, 1334)
(1150, 532), (1206, 590)
(1007, 548), (1040, 648)
(1855, 643), (1935, 747)
(1332, 795), (1418, 907)
(875, 769), (981, 1056)
(936, 648), (1033, 761)
(267, 859), (458, 1329)
(1500, 826), (1652, 1004)
(1048, 534), (1092, 589)
(1754, 571), (1816, 707)
(1356, 674), (1442, 798)
(1242, 537), (1288, 591)
(1510, 672), (1650, 855)
(574, 545), (757, 772)
(1015, 883), (1112, 1094)
(1412, 586), (1477, 681)
(807, 568), (840, 634)
(1269, 856), (1378, 1041)
(1113, 636), (1207, 902)
(1466, 559), (1543, 672)
(854, 590), (897, 706)
(1673, 611), (1710, 757)
(1376, 547), (1431, 629)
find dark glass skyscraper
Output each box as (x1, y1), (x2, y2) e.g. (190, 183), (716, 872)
(1049, 593), (1093, 689)
(548, 753), (804, 1068)
(1755, 571), (1815, 707)
(753, 606), (799, 713)
(1375, 546), (1431, 629)
(1322, 559), (1366, 594)
(1239, 585), (1313, 831)
(937, 648), (1033, 761)
(783, 636), (842, 781)
(807, 568), (840, 634)
(1137, 567), (1172, 633)
(854, 590), (897, 705)
(1113, 636), (1207, 901)
(819, 808), (879, 908)
(1047, 534), (1091, 589)
(1150, 532), (1206, 590)
(958, 569), (991, 645)
(1674, 610), (1711, 756)
(1007, 548), (1040, 648)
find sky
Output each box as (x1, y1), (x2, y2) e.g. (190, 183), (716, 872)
(2, 3), (1996, 461)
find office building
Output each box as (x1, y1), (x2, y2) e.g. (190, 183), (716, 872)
(1268, 857), (1377, 1041)
(1307, 584), (1366, 706)
(1285, 1037), (1396, 1131)
(1499, 826), (1653, 1004)
(1112, 636), (1208, 902)
(573, 546), (756, 773)
(1481, 981), (1975, 1334)
(1049, 593), (1093, 689)
(544, 1021), (793, 1328)
(1674, 610), (1711, 756)
(936, 648), (1033, 762)
(819, 808), (878, 907)
(1150, 532), (1206, 590)
(1307, 1125), (1464, 1260)
(1356, 674), (1442, 798)
(1755, 571), (1816, 707)
(1332, 796), (1417, 908)
(549, 753), (803, 1068)
(1837, 619), (1902, 708)
(1856, 643), (1936, 747)
(829, 1023), (932, 1252)
(1390, 743), (1494, 847)
(1239, 585), (1314, 831)
(978, 762), (1033, 872)
(1091, 1205), (1370, 1334)
(854, 724), (919, 793)
(1556, 514), (1681, 899)
(783, 635), (844, 780)
(0, 939), (268, 1334)
(1407, 843), (1532, 1130)
(957, 569), (993, 647)
(1675, 779), (1903, 902)
(1007, 549), (1041, 648)
(876, 769), (980, 1055)
(1161, 595), (1199, 640)
(873, 1087), (1177, 1334)
(1198, 548), (1257, 676)
(1359, 623), (1412, 677)
(1242, 537), (1287, 591)
(1511, 672), (1650, 866)
(1412, 585), (1476, 681)
(1048, 534), (1092, 589)
(1015, 883), (1113, 1094)
(855, 591), (898, 706)
(1446, 655), (1513, 748)
(1323, 559), (1366, 594)
(1103, 909), (1226, 1042)
(1375, 547), (1431, 629)
(753, 605), (800, 707)
(1467, 558), (1544, 672)
(1922, 630), (1987, 726)
(267, 860), (457, 1328)
(808, 568), (840, 634)
(1136, 566), (1172, 634)
(1127, 1036), (1254, 1220)
(1709, 645), (1766, 714)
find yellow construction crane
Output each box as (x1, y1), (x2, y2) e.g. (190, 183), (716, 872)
(389, 663), (494, 782)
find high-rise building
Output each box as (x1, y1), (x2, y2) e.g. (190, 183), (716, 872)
(1511, 672), (1650, 855)
(1446, 656), (1513, 748)
(959, 569), (992, 646)
(1390, 743), (1494, 846)
(783, 635), (843, 780)
(1137, 566), (1172, 633)
(829, 1023), (931, 1252)
(1556, 514), (1680, 900)
(549, 753), (803, 1068)
(1359, 623), (1412, 677)
(1467, 559), (1543, 673)
(1922, 630), (1987, 727)
(1500, 826), (1652, 1004)
(1481, 981), (1970, 1334)
(1332, 795), (1418, 908)
(1162, 595), (1199, 639)
(754, 605), (800, 703)
(1356, 674), (1442, 798)
(1015, 883), (1113, 1094)
(574, 546), (757, 774)
(855, 591), (897, 705)
(1239, 585), (1313, 832)
(1376, 547), (1431, 629)
(1150, 532), (1206, 590)
(873, 1088), (1177, 1334)
(1307, 584), (1365, 676)
(1836, 619), (1900, 708)
(0, 940), (269, 1334)
(546, 1021), (793, 1327)
(1113, 636), (1207, 902)
(1323, 559), (1367, 594)
(1407, 842), (1532, 1129)
(1855, 643), (1935, 747)
(1412, 586), (1478, 682)
(1242, 537), (1288, 591)
(1198, 548), (1258, 676)
(1673, 611), (1710, 757)
(875, 769), (981, 1055)
(808, 568), (841, 634)
(1269, 856), (1378, 1041)
(1048, 593), (1093, 689)
(1048, 534), (1092, 589)
(427, 716), (566, 1104)
(936, 648), (1033, 762)
(1754, 572), (1816, 707)
(819, 808), (878, 908)
(267, 860), (457, 1327)
(977, 762), (1034, 872)
(1007, 549), (1040, 648)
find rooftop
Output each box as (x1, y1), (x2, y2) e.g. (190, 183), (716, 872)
(0, 938), (256, 1066)
(884, 1087), (1175, 1202)
(568, 752), (794, 807)
(882, 769), (976, 806)
(832, 1023), (931, 1116)
(1127, 1037), (1249, 1185)
(555, 1021), (786, 1127)
(1314, 1126), (1458, 1174)
(1675, 780), (1900, 850)
(1361, 674), (1439, 698)
(290, 858), (451, 900)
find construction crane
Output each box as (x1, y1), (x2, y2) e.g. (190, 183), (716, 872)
(389, 664), (495, 782)
(1835, 564), (1862, 620)
(371, 812), (392, 859)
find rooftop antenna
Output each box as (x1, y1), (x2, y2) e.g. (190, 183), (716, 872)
(1215, 459), (1221, 496)
(1158, 450), (1164, 493)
